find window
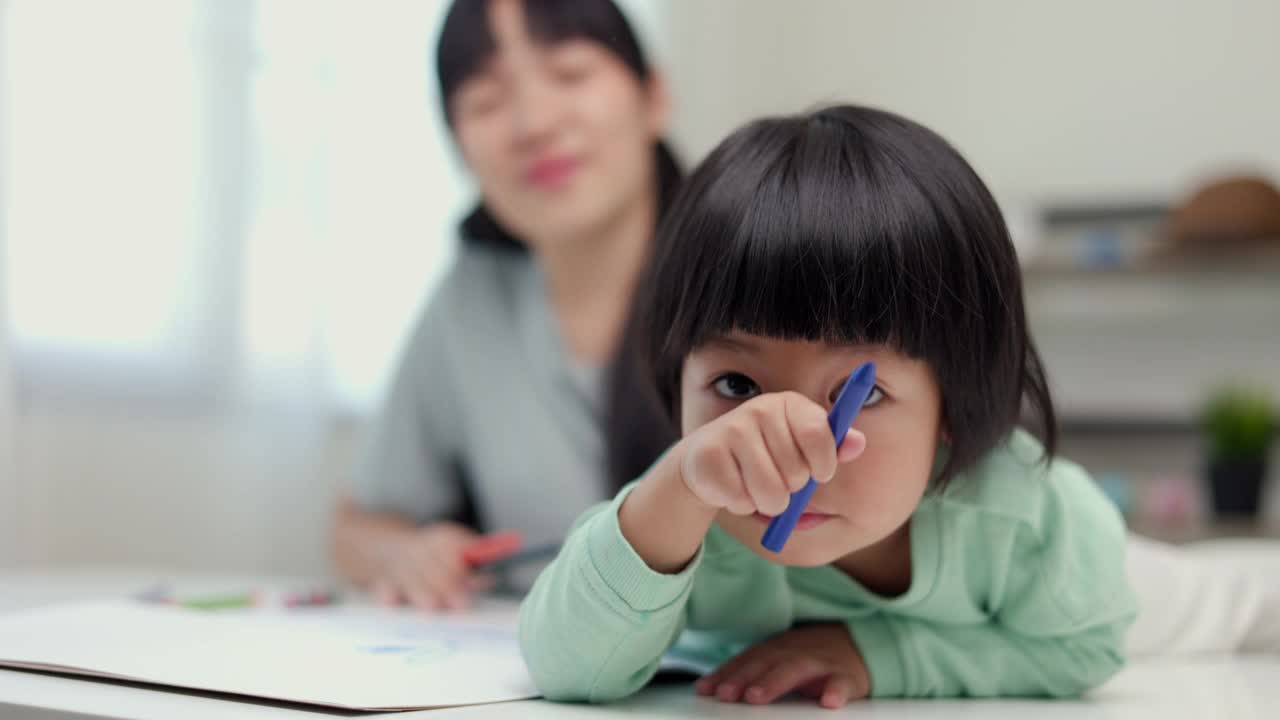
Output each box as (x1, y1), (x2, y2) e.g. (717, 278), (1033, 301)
(2, 0), (468, 412)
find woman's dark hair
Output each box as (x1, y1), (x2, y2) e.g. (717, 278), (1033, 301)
(629, 105), (1057, 484)
(436, 0), (681, 491)
(435, 0), (682, 251)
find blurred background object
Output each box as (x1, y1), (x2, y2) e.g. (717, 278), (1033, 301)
(1, 0), (1278, 574)
(1168, 176), (1280, 250)
(1202, 386), (1275, 518)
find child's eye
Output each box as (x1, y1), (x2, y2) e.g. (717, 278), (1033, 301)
(712, 373), (760, 400)
(830, 382), (887, 408)
(863, 385), (886, 407)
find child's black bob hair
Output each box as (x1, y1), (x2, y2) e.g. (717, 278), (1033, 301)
(633, 105), (1056, 483)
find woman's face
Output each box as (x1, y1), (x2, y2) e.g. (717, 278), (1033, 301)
(450, 0), (667, 249)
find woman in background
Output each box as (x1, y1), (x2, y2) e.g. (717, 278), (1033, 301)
(332, 0), (676, 610)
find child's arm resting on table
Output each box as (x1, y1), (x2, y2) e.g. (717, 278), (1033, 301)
(518, 439), (723, 703)
(849, 609), (1128, 698)
(517, 486), (702, 702)
(698, 578), (1130, 704)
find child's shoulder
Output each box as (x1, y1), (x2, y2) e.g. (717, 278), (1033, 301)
(930, 429), (1112, 543)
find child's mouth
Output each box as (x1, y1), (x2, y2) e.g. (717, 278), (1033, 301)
(752, 512), (834, 530)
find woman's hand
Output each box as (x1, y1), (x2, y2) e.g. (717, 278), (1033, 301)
(367, 522), (493, 611)
(335, 498), (529, 612)
(695, 623), (871, 708)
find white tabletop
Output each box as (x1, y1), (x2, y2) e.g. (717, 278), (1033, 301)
(2, 568), (1278, 719)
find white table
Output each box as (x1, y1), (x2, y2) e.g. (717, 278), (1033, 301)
(3, 568), (1278, 719)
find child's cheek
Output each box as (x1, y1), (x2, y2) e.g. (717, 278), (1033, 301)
(832, 442), (931, 522)
(679, 388), (730, 438)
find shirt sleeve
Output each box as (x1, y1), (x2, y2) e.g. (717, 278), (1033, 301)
(517, 486), (705, 703)
(849, 461), (1138, 698)
(849, 609), (1129, 698)
(349, 285), (466, 525)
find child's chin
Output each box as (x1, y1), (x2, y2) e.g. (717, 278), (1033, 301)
(727, 530), (847, 567)
(760, 543), (844, 567)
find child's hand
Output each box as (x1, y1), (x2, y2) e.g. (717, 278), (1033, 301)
(679, 392), (865, 517)
(618, 393), (864, 574)
(695, 623), (870, 709)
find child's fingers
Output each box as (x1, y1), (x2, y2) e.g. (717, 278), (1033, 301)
(735, 430), (791, 516)
(711, 660), (771, 703)
(722, 477), (757, 516)
(714, 680), (749, 703)
(696, 652), (765, 696)
(836, 429), (867, 463)
(682, 442), (745, 511)
(783, 394), (839, 483)
(795, 677), (828, 698)
(819, 674), (857, 709)
(715, 446), (757, 516)
(758, 406), (813, 493)
(694, 661), (731, 692)
(743, 658), (828, 705)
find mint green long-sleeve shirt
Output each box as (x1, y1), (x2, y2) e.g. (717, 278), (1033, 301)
(518, 430), (1137, 702)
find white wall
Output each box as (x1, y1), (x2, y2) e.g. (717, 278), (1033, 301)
(12, 408), (357, 574)
(660, 0), (1280, 207)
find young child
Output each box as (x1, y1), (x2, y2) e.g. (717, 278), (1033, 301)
(518, 105), (1137, 708)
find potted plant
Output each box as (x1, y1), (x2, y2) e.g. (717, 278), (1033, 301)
(1201, 386), (1276, 517)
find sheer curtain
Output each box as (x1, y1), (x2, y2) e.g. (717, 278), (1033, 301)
(0, 0), (468, 572)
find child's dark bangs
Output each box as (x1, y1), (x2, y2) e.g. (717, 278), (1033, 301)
(687, 119), (948, 359)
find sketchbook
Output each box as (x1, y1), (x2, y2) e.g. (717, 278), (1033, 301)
(0, 599), (538, 711)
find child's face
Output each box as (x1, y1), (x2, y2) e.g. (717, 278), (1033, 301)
(680, 332), (942, 567)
